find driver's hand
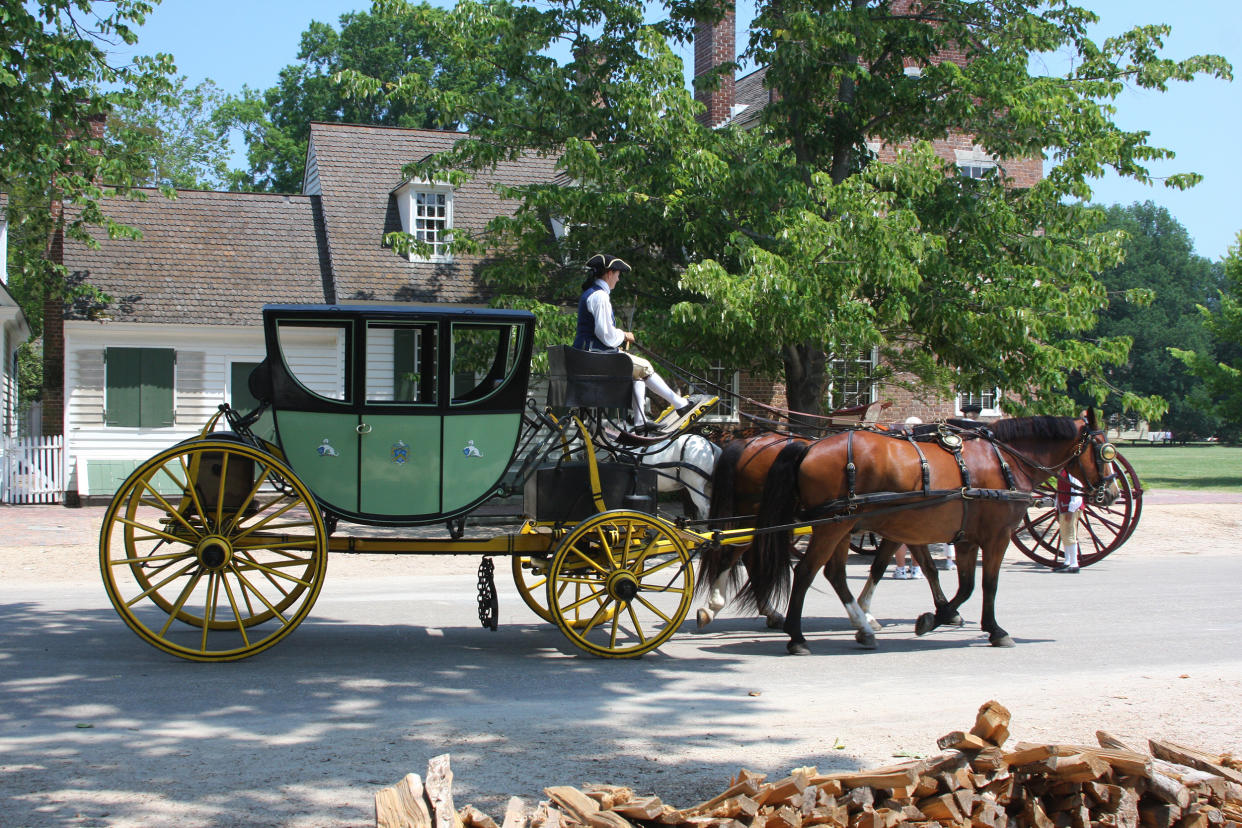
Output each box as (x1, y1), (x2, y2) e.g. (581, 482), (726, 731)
(623, 331), (635, 344)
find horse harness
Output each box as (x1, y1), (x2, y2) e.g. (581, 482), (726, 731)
(797, 421), (1115, 538)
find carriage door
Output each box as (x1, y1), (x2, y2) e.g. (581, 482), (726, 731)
(359, 320), (442, 517)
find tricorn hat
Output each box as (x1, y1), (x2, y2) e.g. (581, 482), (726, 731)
(586, 253), (631, 277)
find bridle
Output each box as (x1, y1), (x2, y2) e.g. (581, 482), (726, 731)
(956, 420), (1119, 505)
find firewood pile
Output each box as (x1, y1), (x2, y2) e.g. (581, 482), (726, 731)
(376, 701), (1242, 828)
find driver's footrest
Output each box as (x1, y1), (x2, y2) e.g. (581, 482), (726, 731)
(654, 394), (718, 432)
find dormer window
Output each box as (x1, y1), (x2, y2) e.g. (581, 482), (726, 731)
(393, 180), (454, 262)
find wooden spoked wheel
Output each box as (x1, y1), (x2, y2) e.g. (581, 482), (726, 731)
(547, 510), (693, 658)
(100, 439), (328, 661)
(1011, 453), (1143, 568)
(512, 554), (617, 629)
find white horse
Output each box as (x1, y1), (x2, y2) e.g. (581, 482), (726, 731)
(632, 432), (720, 520)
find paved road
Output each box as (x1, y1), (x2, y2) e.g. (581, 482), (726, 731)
(2, 502), (1241, 827)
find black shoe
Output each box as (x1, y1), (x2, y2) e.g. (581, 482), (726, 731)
(1052, 564), (1080, 573)
(676, 395), (705, 417)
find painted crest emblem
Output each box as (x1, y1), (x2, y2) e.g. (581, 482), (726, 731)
(462, 440), (483, 458)
(392, 440), (410, 465)
(316, 439), (339, 457)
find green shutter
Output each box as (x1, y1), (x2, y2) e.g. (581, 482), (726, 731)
(105, 348), (142, 427)
(105, 347), (174, 428)
(140, 349), (175, 427)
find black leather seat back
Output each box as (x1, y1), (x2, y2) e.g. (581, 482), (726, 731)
(546, 345), (633, 408)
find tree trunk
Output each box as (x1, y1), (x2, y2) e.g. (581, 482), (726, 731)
(782, 341), (827, 433)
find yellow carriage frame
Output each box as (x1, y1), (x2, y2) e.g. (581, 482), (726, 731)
(98, 401), (772, 662)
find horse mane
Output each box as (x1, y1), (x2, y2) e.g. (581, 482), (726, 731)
(989, 415), (1079, 443)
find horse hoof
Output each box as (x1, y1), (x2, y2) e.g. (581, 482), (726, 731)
(950, 614), (964, 627)
(765, 614), (785, 629)
(787, 642), (811, 656)
(855, 630), (877, 649)
(990, 634), (1015, 648)
(915, 612), (936, 637)
(696, 609), (713, 630)
(868, 616), (883, 632)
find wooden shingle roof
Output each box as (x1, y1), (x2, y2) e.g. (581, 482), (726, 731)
(308, 122), (560, 304)
(63, 189), (331, 325)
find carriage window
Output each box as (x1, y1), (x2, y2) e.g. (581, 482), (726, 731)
(366, 321), (438, 404)
(450, 322), (523, 405)
(274, 320), (350, 402)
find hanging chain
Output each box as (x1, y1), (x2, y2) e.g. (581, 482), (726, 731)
(476, 557), (499, 631)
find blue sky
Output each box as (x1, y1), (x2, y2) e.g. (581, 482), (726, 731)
(126, 0), (1240, 260)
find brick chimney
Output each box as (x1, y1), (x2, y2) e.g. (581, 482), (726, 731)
(42, 109), (108, 439)
(694, 4), (736, 127)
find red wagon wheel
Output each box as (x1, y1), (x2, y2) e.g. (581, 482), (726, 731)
(1011, 452), (1143, 568)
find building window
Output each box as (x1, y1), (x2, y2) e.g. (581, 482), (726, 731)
(105, 347), (174, 428)
(958, 388), (1000, 416)
(700, 366), (739, 422)
(393, 179), (454, 262)
(958, 162), (995, 180)
(828, 349), (876, 410)
(413, 191), (451, 258)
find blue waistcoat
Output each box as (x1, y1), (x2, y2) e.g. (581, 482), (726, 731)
(573, 283), (616, 351)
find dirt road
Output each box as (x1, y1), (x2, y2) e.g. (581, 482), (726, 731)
(1, 496), (1240, 827)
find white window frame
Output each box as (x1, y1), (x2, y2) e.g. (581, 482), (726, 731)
(955, 146), (998, 180)
(958, 388), (1002, 417)
(827, 348), (877, 410)
(394, 180), (454, 263)
(699, 366), (740, 423)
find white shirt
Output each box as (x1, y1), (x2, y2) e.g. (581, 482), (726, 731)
(584, 279), (626, 349)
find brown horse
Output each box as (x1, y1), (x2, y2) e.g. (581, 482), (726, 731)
(695, 430), (955, 635)
(745, 412), (1120, 654)
(695, 431), (807, 628)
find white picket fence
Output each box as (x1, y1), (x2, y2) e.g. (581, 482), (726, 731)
(1, 434), (65, 504)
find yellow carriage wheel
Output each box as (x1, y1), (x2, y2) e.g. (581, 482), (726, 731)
(546, 510), (693, 658)
(512, 554), (617, 629)
(100, 440), (327, 661)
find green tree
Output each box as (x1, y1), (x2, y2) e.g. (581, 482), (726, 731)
(341, 0), (1229, 422)
(1078, 203), (1224, 439)
(108, 75), (233, 189)
(1, 0), (175, 430)
(1172, 232), (1242, 442)
(220, 2), (504, 193)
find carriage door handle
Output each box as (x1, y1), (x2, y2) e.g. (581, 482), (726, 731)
(356, 423), (373, 434)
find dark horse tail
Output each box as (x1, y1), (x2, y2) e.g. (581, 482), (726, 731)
(696, 439), (747, 595)
(738, 440), (811, 614)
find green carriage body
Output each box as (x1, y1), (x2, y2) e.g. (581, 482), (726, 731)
(252, 303), (536, 526)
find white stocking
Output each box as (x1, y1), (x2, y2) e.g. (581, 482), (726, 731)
(1064, 542), (1079, 568)
(644, 372), (688, 410)
(632, 380), (648, 425)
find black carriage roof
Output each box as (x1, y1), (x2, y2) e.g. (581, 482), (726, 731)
(261, 303), (536, 323)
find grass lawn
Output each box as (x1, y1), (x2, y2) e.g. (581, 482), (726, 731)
(1118, 444), (1242, 491)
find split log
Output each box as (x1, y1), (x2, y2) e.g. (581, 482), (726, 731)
(545, 786), (600, 825)
(970, 701), (1011, 748)
(427, 755), (464, 828)
(1149, 741), (1242, 786)
(611, 796), (667, 821)
(502, 798), (529, 828)
(377, 773), (433, 828)
(937, 731), (991, 752)
(462, 805), (500, 828)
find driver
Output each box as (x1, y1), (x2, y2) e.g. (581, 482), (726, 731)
(573, 253), (702, 433)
